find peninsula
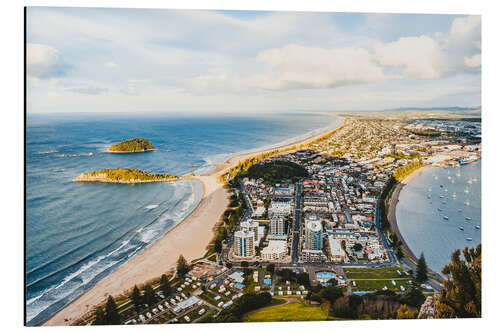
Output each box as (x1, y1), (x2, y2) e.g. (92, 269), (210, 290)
(106, 138), (157, 153)
(74, 168), (177, 184)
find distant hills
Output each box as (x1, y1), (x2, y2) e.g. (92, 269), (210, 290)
(384, 106), (481, 112)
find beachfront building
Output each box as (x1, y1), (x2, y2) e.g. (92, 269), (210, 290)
(234, 229), (255, 258)
(269, 215), (286, 235)
(327, 235), (347, 262)
(304, 215), (323, 251)
(261, 239), (288, 261)
(240, 219), (259, 241)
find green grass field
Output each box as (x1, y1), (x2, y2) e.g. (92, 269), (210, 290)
(344, 267), (401, 273)
(244, 301), (328, 322)
(351, 278), (413, 291)
(345, 271), (405, 279)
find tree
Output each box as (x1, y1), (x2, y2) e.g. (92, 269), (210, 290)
(416, 252), (428, 283)
(395, 246), (404, 260)
(353, 243), (363, 252)
(241, 261), (249, 268)
(104, 295), (121, 325)
(320, 285), (344, 303)
(266, 263), (275, 274)
(397, 304), (418, 319)
(131, 285), (142, 311)
(92, 306), (106, 325)
(160, 274), (172, 296)
(435, 244), (481, 318)
(143, 284), (157, 307)
(401, 285), (425, 307)
(176, 254), (189, 277)
(214, 237), (223, 253)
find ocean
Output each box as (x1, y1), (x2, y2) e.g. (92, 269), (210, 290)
(396, 161), (481, 273)
(25, 112), (342, 325)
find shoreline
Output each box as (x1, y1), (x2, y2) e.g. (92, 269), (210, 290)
(387, 165), (432, 265)
(41, 116), (345, 326)
(387, 165), (444, 280)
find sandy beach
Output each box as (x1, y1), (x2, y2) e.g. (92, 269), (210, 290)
(42, 118), (345, 326)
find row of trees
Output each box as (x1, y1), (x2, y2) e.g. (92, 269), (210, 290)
(92, 296), (121, 325)
(393, 158), (423, 182)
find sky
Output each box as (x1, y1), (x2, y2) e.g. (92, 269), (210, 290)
(26, 8), (481, 114)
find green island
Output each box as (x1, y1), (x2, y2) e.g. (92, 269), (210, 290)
(74, 168), (178, 184)
(107, 138), (157, 153)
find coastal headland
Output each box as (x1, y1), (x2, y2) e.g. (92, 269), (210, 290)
(43, 119), (345, 326)
(74, 168), (178, 184)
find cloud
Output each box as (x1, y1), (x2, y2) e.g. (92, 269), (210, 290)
(464, 54), (481, 68)
(67, 86), (109, 95)
(25, 9), (481, 113)
(104, 61), (118, 68)
(27, 43), (68, 79)
(249, 44), (386, 90)
(374, 35), (447, 79)
(374, 16), (481, 79)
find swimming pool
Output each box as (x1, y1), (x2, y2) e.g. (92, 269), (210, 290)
(316, 271), (336, 285)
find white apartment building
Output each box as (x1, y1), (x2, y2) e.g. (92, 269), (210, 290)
(261, 240), (287, 261)
(234, 229), (255, 258)
(304, 215), (323, 251)
(328, 235), (347, 262)
(240, 219), (259, 241)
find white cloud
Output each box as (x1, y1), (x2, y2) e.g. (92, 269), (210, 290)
(104, 61), (118, 68)
(249, 44), (386, 90)
(464, 54), (481, 68)
(374, 35), (447, 79)
(25, 9), (481, 113)
(27, 43), (67, 79)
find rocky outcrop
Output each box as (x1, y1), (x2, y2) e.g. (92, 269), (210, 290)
(418, 296), (436, 319)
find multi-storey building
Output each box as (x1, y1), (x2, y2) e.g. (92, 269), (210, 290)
(304, 215), (323, 251)
(234, 229), (255, 258)
(269, 215), (286, 235)
(240, 219), (259, 241)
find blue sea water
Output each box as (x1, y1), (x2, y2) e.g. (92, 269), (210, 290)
(396, 161), (481, 273)
(26, 112), (342, 325)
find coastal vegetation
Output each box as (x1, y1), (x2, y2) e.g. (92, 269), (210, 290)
(108, 138), (156, 152)
(407, 129), (442, 137)
(75, 168), (177, 184)
(416, 253), (429, 283)
(176, 255), (190, 277)
(239, 160), (309, 184)
(393, 158), (423, 182)
(435, 244), (481, 318)
(92, 296), (121, 325)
